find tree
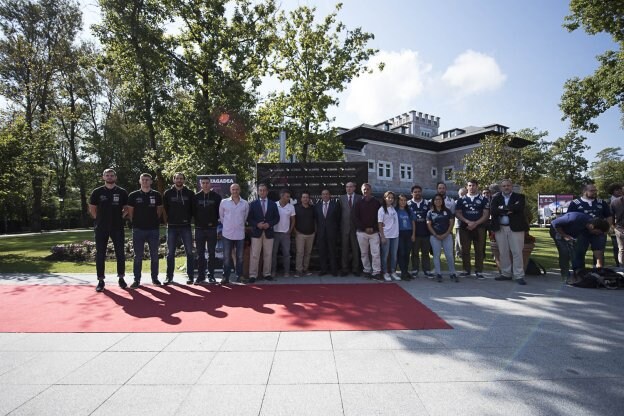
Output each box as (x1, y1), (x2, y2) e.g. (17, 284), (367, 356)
(547, 130), (590, 191)
(589, 146), (624, 195)
(514, 127), (551, 185)
(453, 134), (525, 188)
(560, 0), (624, 132)
(0, 0), (82, 231)
(258, 3), (380, 162)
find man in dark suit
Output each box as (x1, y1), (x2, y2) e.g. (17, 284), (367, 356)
(339, 182), (362, 276)
(315, 189), (341, 276)
(247, 183), (280, 283)
(491, 179), (529, 285)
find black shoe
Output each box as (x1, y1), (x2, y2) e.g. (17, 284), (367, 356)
(95, 279), (105, 292)
(195, 278), (206, 285)
(459, 271), (471, 277)
(450, 274), (458, 282)
(186, 278), (194, 285)
(248, 277), (256, 283)
(516, 278), (527, 285)
(163, 276), (174, 285)
(264, 275), (273, 281)
(494, 274), (512, 281)
(208, 276), (216, 283)
(475, 273), (486, 280)
(221, 277), (230, 285)
(118, 277), (128, 289)
(372, 273), (384, 281)
(423, 271), (434, 278)
(152, 278), (162, 286)
(319, 271), (327, 276)
(436, 274), (443, 282)
(353, 271), (361, 277)
(130, 280), (140, 289)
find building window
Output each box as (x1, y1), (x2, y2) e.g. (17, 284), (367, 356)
(431, 167), (437, 178)
(378, 161), (393, 180)
(368, 159), (375, 172)
(400, 164), (413, 181)
(443, 166), (454, 183)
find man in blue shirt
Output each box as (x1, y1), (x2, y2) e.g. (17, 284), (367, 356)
(567, 184), (613, 270)
(551, 211), (610, 273)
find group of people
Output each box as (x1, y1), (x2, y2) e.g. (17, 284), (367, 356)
(88, 168), (624, 293)
(549, 183), (622, 279)
(89, 169), (528, 291)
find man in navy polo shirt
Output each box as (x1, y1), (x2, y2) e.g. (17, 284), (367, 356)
(127, 173), (163, 288)
(407, 185), (432, 278)
(567, 183), (613, 270)
(455, 179), (490, 279)
(551, 212), (610, 272)
(89, 168), (129, 292)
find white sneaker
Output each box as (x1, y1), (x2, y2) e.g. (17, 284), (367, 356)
(391, 273), (401, 281)
(383, 273), (392, 281)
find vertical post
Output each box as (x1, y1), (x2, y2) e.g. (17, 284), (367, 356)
(279, 130), (286, 163)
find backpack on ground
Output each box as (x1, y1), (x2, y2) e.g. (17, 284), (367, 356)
(568, 268), (623, 289)
(525, 258), (546, 275)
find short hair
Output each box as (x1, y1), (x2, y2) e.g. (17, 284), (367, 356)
(411, 185), (422, 192)
(103, 168), (116, 175)
(140, 173), (152, 179)
(301, 190), (311, 197)
(279, 188), (291, 197)
(257, 183), (268, 190)
(467, 179), (478, 186)
(173, 172), (185, 180)
(489, 183), (500, 193)
(436, 182), (446, 188)
(200, 177), (211, 183)
(361, 182), (371, 189)
(590, 218), (610, 233)
(582, 183), (596, 193)
(607, 183), (623, 195)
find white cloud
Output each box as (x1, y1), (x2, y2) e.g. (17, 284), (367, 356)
(441, 50), (506, 96)
(344, 49), (432, 123)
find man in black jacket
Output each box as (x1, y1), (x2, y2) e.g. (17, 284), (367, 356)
(163, 173), (195, 285)
(194, 177), (222, 284)
(315, 189), (340, 276)
(491, 179), (529, 285)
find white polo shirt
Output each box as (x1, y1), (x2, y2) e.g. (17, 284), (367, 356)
(275, 201), (295, 233)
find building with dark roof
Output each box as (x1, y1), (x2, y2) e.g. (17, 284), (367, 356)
(338, 110), (531, 197)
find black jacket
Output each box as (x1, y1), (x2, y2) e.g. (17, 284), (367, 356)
(194, 190), (222, 228)
(163, 186), (195, 226)
(489, 192), (529, 232)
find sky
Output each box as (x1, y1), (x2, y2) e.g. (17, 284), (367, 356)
(78, 0), (622, 163)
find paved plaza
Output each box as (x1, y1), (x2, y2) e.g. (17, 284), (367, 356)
(1, 272), (623, 415)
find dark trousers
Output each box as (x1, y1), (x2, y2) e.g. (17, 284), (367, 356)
(411, 234), (431, 271)
(552, 234), (574, 277)
(318, 230), (338, 274)
(459, 227), (486, 273)
(132, 228), (160, 281)
(166, 226), (194, 278)
(341, 229), (361, 273)
(195, 227), (218, 278)
(95, 226), (125, 279)
(398, 230), (413, 274)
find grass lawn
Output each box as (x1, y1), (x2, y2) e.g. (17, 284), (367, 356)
(0, 227), (618, 274)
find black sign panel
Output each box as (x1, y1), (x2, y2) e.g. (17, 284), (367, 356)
(196, 174), (236, 197)
(256, 162), (368, 201)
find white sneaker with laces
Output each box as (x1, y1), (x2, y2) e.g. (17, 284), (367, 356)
(392, 273), (402, 281)
(383, 273), (392, 281)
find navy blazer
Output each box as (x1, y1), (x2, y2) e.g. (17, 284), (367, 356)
(315, 200), (340, 237)
(247, 198), (280, 238)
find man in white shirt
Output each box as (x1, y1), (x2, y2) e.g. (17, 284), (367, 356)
(219, 183), (249, 284)
(272, 188), (296, 277)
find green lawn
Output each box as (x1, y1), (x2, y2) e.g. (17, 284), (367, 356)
(0, 227), (618, 274)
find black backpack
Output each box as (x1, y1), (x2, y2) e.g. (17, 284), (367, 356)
(525, 258), (546, 275)
(569, 268), (623, 289)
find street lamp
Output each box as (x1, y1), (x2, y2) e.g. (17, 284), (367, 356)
(58, 197), (64, 230)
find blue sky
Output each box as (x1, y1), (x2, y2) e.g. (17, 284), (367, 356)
(80, 0), (622, 163)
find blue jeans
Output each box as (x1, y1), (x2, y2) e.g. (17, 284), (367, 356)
(95, 226), (125, 279)
(430, 234), (456, 275)
(380, 237), (399, 274)
(552, 234), (574, 277)
(132, 228), (160, 281)
(166, 226), (194, 278)
(195, 227), (218, 278)
(398, 230), (412, 274)
(271, 232), (292, 275)
(223, 238), (245, 278)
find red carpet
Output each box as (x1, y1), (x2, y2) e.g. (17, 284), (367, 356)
(0, 283), (451, 332)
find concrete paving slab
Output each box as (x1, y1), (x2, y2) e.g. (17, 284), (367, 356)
(260, 384), (343, 416)
(0, 333), (28, 348)
(331, 330), (445, 350)
(163, 332), (227, 351)
(340, 383), (428, 416)
(0, 333), (126, 352)
(107, 333), (178, 351)
(219, 332), (279, 351)
(197, 351), (273, 385)
(0, 351), (99, 385)
(128, 351), (215, 385)
(276, 331), (332, 350)
(9, 384), (119, 416)
(91, 385), (189, 416)
(58, 352), (157, 385)
(0, 384), (49, 415)
(269, 350), (337, 384)
(0, 351), (40, 376)
(334, 350), (408, 383)
(174, 384), (265, 416)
